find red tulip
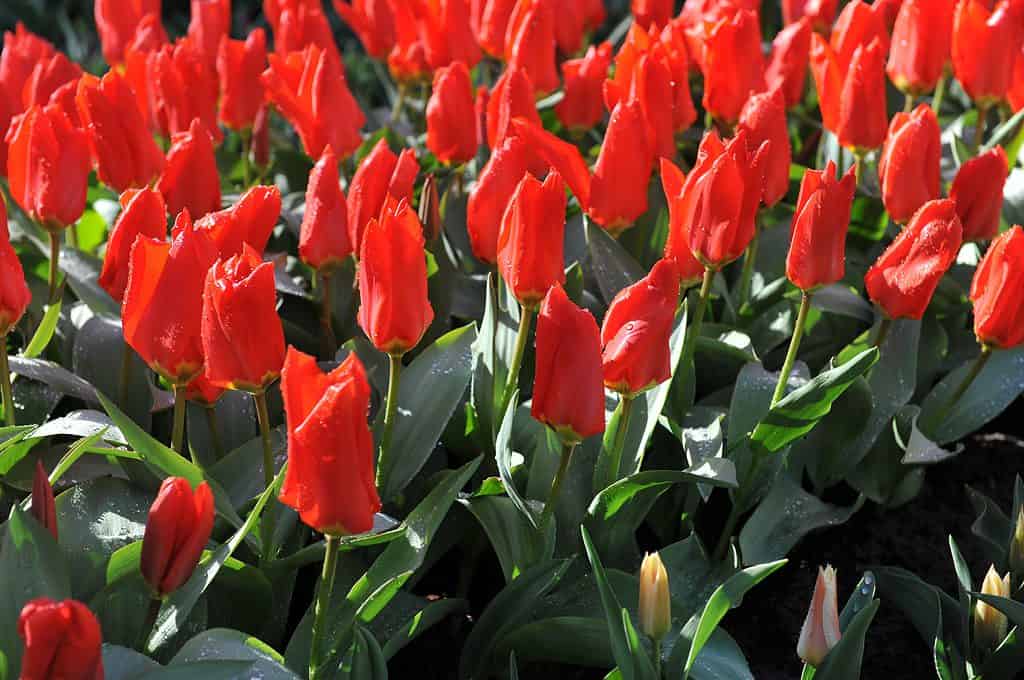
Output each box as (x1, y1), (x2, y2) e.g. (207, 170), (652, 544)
(508, 117), (592, 209)
(766, 18), (812, 109)
(201, 245), (286, 390)
(140, 477), (214, 596)
(505, 0), (559, 95)
(588, 100), (654, 233)
(253, 104), (271, 167)
(878, 104), (941, 224)
(476, 0), (516, 57)
(498, 171), (567, 307)
(99, 189), (168, 302)
(271, 0), (338, 59)
(486, 67), (540, 150)
(702, 9), (764, 124)
(786, 160), (857, 291)
(5, 104), (90, 230)
(348, 139), (419, 252)
(122, 16), (170, 128)
(874, 0), (905, 31)
(812, 35), (888, 151)
(123, 210), (219, 384)
(76, 71), (165, 193)
(1011, 47), (1024, 113)
(971, 226), (1024, 349)
(582, 0), (607, 32)
(952, 0), (1022, 106)
(475, 85), (489, 150)
(334, 0), (396, 59)
(358, 198), (434, 355)
(0, 25), (57, 105)
(831, 0), (890, 70)
(262, 45), (366, 160)
(532, 285), (605, 442)
(279, 348), (381, 535)
(632, 0), (673, 29)
(147, 38), (222, 143)
(601, 258), (680, 395)
(557, 43), (613, 132)
(737, 87), (790, 208)
(782, 0), (838, 32)
(865, 199), (963, 320)
(950, 146), (1010, 242)
(388, 2), (430, 83)
(18, 598), (103, 680)
(194, 185), (282, 258)
(187, 0), (231, 66)
(660, 158), (710, 287)
(418, 0), (483, 72)
(21, 52), (82, 111)
(0, 199), (31, 335)
(217, 29), (268, 132)
(157, 118), (222, 220)
(887, 0), (956, 95)
(300, 146), (352, 270)
(468, 135), (536, 264)
(95, 0), (161, 66)
(554, 0), (587, 55)
(184, 372), (225, 405)
(427, 61), (479, 165)
(31, 462), (57, 541)
(613, 52), (676, 160)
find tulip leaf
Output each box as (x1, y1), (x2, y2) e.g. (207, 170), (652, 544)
(585, 217), (646, 305)
(139, 661), (259, 680)
(379, 596), (467, 661)
(8, 356), (101, 406)
(21, 300), (60, 358)
(58, 247), (121, 318)
(460, 494), (553, 582)
(812, 599), (879, 680)
(101, 645), (162, 680)
(972, 593), (1024, 630)
(496, 617), (616, 669)
(72, 316), (153, 431)
(171, 629), (298, 679)
(873, 567), (965, 652)
(346, 624), (389, 680)
(983, 106), (1024, 154)
(470, 273), (520, 445)
(495, 391), (541, 530)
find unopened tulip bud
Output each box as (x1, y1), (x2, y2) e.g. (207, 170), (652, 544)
(974, 565), (1011, 655)
(797, 565), (841, 667)
(31, 461), (57, 541)
(419, 174), (442, 242)
(639, 552), (671, 641)
(1009, 508), (1024, 584)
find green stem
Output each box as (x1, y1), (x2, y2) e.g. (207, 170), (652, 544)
(874, 318), (892, 349)
(737, 222), (761, 308)
(853, 151), (865, 187)
(138, 596), (162, 651)
(713, 505), (742, 562)
(973, 103), (990, 152)
(309, 535), (340, 680)
(704, 110), (714, 132)
(680, 267), (716, 376)
(0, 338), (13, 426)
(376, 353), (403, 490)
(925, 346), (992, 435)
(241, 128), (252, 188)
(48, 231), (61, 304)
(500, 305), (534, 416)
(540, 441), (576, 528)
(903, 93), (914, 113)
(204, 404), (225, 460)
(67, 223), (78, 250)
(390, 83), (407, 125)
(603, 395), (635, 489)
(319, 270), (337, 359)
(118, 346), (133, 409)
(254, 389), (278, 560)
(171, 383), (187, 457)
(932, 74), (948, 115)
(770, 292), (813, 407)
(653, 637), (663, 678)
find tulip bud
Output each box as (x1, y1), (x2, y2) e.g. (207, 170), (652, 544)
(557, 43), (613, 133)
(95, 0), (161, 66)
(766, 19), (812, 109)
(187, 0), (231, 67)
(252, 105), (271, 168)
(99, 189), (167, 303)
(505, 0), (559, 95)
(878, 104), (942, 225)
(272, 0), (339, 60)
(797, 565), (841, 667)
(21, 52), (82, 111)
(427, 61), (479, 166)
(639, 552), (671, 641)
(837, 39), (889, 152)
(0, 198), (32, 336)
(887, 0), (956, 96)
(416, 0), (481, 72)
(348, 139), (420, 254)
(532, 285), (605, 443)
(486, 67), (540, 150)
(31, 461), (57, 541)
(147, 39), (222, 144)
(333, 0), (397, 60)
(279, 348), (382, 535)
(299, 147), (351, 272)
(18, 598), (103, 680)
(783, 0), (838, 32)
(217, 30), (268, 133)
(1009, 507), (1024, 582)
(195, 185), (282, 259)
(974, 565), (1011, 656)
(419, 174), (443, 242)
(660, 159), (711, 288)
(632, 0), (672, 30)
(865, 199), (963, 320)
(970, 226), (1024, 350)
(950, 146), (1009, 242)
(141, 477), (215, 597)
(476, 0), (516, 57)
(952, 0), (1020, 107)
(498, 171), (567, 308)
(158, 118), (223, 220)
(786, 161), (857, 292)
(387, 3), (430, 84)
(468, 136), (536, 264)
(703, 9), (765, 125)
(587, 100), (654, 233)
(737, 88), (791, 208)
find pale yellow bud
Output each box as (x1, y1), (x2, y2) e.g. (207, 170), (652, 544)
(1009, 507), (1024, 580)
(797, 565), (841, 667)
(974, 565), (1011, 655)
(639, 552), (671, 641)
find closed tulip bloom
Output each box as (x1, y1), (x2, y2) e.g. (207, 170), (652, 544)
(158, 118), (222, 220)
(253, 104), (271, 167)
(638, 552), (671, 641)
(95, 0), (162, 66)
(970, 227), (1024, 349)
(601, 259), (680, 395)
(814, 35), (889, 151)
(468, 135), (536, 264)
(279, 348), (381, 535)
(878, 105), (941, 225)
(0, 25), (57, 103)
(333, 0), (396, 59)
(486, 67), (540, 150)
(508, 116), (593, 208)
(661, 158), (711, 287)
(122, 16), (170, 126)
(950, 146), (1010, 242)
(831, 0), (890, 69)
(974, 566), (1012, 655)
(532, 285), (605, 442)
(358, 198), (434, 355)
(387, 2), (430, 83)
(1012, 49), (1024, 113)
(632, 0), (673, 29)
(783, 0), (838, 32)
(147, 39), (222, 143)
(588, 100), (654, 233)
(263, 45), (366, 160)
(865, 199), (963, 320)
(21, 52), (82, 111)
(76, 71), (165, 193)
(300, 146), (351, 270)
(201, 245), (286, 390)
(887, 0), (956, 95)
(347, 139), (419, 252)
(6, 104), (90, 230)
(427, 61), (479, 165)
(124, 211), (219, 384)
(419, 0), (483, 71)
(99, 189), (168, 302)
(498, 171), (567, 307)
(194, 185), (282, 257)
(476, 0), (516, 56)
(31, 461), (57, 541)
(140, 477), (214, 596)
(619, 53), (676, 160)
(953, 0), (1021, 106)
(797, 566), (841, 667)
(766, 18), (812, 109)
(786, 161), (856, 291)
(187, 0), (231, 66)
(272, 0), (339, 58)
(557, 43), (613, 132)
(217, 29), (268, 132)
(738, 88), (790, 208)
(18, 598), (103, 680)
(505, 0), (559, 95)
(702, 9), (765, 124)
(554, 0), (588, 55)
(0, 200), (32, 336)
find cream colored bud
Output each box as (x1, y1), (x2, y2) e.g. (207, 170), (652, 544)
(974, 565), (1011, 655)
(1009, 507), (1024, 580)
(797, 565), (841, 667)
(639, 552), (671, 641)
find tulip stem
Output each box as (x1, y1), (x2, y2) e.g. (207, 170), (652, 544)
(540, 441), (576, 528)
(652, 638), (662, 677)
(376, 353), (403, 491)
(501, 305), (535, 417)
(390, 83), (407, 125)
(924, 346), (992, 436)
(770, 292), (812, 408)
(171, 384), (187, 457)
(713, 505), (741, 562)
(737, 222), (761, 308)
(309, 534), (340, 680)
(138, 596), (162, 651)
(853, 152), (865, 187)
(903, 93), (914, 113)
(240, 128), (252, 189)
(0, 338), (14, 426)
(319, 271), (337, 359)
(974, 104), (990, 152)
(47, 232), (61, 304)
(602, 394), (635, 490)
(873, 318), (892, 349)
(204, 404), (225, 460)
(254, 389), (279, 560)
(67, 224), (78, 250)
(932, 75), (948, 115)
(680, 267), (716, 383)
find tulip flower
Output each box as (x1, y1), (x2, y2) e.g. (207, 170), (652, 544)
(99, 189), (168, 302)
(952, 0), (1021, 108)
(505, 0), (559, 95)
(632, 0), (672, 29)
(737, 88), (790, 208)
(702, 9), (765, 125)
(76, 71), (165, 193)
(417, 0), (482, 72)
(217, 29), (268, 132)
(333, 0), (396, 59)
(201, 245), (286, 392)
(468, 135), (536, 264)
(766, 18), (812, 109)
(475, 0), (516, 57)
(975, 566), (1011, 656)
(812, 35), (888, 154)
(865, 199), (963, 320)
(950, 146), (1009, 242)
(95, 0), (161, 66)
(427, 61), (479, 165)
(660, 158), (712, 288)
(832, 0), (890, 67)
(263, 45), (366, 160)
(348, 140), (419, 253)
(878, 104), (941, 225)
(387, 2), (430, 83)
(0, 200), (30, 427)
(31, 462), (57, 541)
(553, 0), (589, 55)
(588, 100), (654, 233)
(887, 0), (956, 97)
(147, 38), (222, 143)
(253, 104), (271, 168)
(419, 174), (443, 242)
(557, 43), (613, 132)
(498, 171), (567, 309)
(18, 598), (103, 680)
(158, 118), (223, 220)
(486, 67), (540, 150)
(786, 161), (857, 293)
(21, 52), (82, 111)
(0, 25), (56, 170)
(639, 552), (671, 642)
(194, 185), (282, 257)
(140, 477), (214, 596)
(508, 116), (592, 209)
(797, 565), (841, 667)
(122, 16), (170, 126)
(783, 0), (837, 32)
(187, 0), (231, 66)
(271, 0), (339, 59)
(971, 226), (1024, 350)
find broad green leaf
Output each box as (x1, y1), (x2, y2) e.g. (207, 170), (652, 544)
(497, 617), (615, 668)
(839, 572), (877, 632)
(102, 645), (161, 680)
(171, 629), (298, 679)
(813, 600), (879, 680)
(470, 274), (518, 445)
(21, 300), (60, 358)
(58, 248), (120, 318)
(874, 567), (965, 649)
(380, 597), (466, 661)
(141, 661), (258, 679)
(460, 494), (552, 582)
(972, 593), (1024, 630)
(585, 217), (646, 305)
(8, 356), (100, 405)
(495, 393), (541, 530)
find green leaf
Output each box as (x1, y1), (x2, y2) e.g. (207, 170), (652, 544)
(470, 274), (518, 444)
(142, 661), (259, 680)
(813, 600), (879, 680)
(72, 316), (153, 431)
(585, 217), (646, 305)
(460, 494), (552, 582)
(874, 567), (965, 651)
(983, 106), (1024, 153)
(171, 629), (298, 679)
(8, 356), (100, 405)
(21, 300), (60, 358)
(380, 597), (467, 661)
(58, 248), (120, 318)
(102, 645), (162, 680)
(984, 627), (1024, 680)
(966, 485), (1013, 569)
(495, 393), (541, 530)
(972, 593), (1024, 630)
(497, 617), (615, 668)
(839, 572), (877, 632)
